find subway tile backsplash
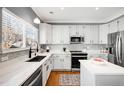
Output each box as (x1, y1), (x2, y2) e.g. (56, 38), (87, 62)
(42, 44), (107, 52)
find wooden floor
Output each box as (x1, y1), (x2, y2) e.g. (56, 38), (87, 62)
(46, 71), (80, 86)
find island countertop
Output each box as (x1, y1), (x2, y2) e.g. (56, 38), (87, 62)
(79, 60), (124, 75)
(79, 60), (124, 86)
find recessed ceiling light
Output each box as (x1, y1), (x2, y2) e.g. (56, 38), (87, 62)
(49, 11), (54, 14)
(95, 7), (99, 10)
(60, 7), (64, 10)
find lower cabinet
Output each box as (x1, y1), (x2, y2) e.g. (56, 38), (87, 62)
(42, 56), (53, 86)
(53, 54), (71, 70)
(42, 54), (71, 86)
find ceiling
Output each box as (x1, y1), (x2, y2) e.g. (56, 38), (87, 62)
(32, 7), (124, 23)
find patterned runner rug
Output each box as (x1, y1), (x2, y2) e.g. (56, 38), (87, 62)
(59, 74), (80, 86)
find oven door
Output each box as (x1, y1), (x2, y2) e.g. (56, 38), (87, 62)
(72, 56), (87, 68)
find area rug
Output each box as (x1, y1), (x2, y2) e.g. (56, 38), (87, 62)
(59, 74), (80, 86)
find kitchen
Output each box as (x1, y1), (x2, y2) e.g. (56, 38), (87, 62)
(1, 7), (124, 86)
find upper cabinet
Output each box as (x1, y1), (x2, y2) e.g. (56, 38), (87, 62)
(83, 25), (91, 44)
(84, 25), (99, 44)
(39, 23), (52, 44)
(69, 25), (84, 36)
(99, 24), (109, 44)
(90, 25), (99, 44)
(52, 25), (70, 44)
(118, 17), (124, 31)
(109, 20), (118, 33)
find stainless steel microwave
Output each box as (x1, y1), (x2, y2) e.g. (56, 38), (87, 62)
(70, 36), (84, 44)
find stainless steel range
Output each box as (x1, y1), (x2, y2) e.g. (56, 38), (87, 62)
(70, 51), (88, 70)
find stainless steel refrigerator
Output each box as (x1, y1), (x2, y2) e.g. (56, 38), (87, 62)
(108, 31), (124, 67)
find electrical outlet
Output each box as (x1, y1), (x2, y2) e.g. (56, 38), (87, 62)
(2, 56), (8, 61)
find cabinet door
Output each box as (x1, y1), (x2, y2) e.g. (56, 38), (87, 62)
(53, 55), (62, 69)
(76, 25), (84, 36)
(69, 25), (84, 36)
(63, 55), (71, 70)
(90, 25), (99, 44)
(46, 24), (52, 44)
(50, 56), (54, 70)
(118, 17), (124, 31)
(61, 25), (70, 44)
(42, 62), (47, 86)
(39, 23), (47, 44)
(39, 23), (52, 44)
(99, 24), (109, 44)
(109, 20), (118, 33)
(84, 25), (91, 44)
(69, 25), (77, 36)
(52, 25), (61, 44)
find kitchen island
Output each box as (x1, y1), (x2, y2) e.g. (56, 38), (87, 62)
(79, 60), (124, 86)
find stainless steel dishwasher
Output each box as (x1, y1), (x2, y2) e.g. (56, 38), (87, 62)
(21, 66), (42, 86)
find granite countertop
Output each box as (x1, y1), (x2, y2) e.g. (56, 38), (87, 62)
(0, 52), (52, 86)
(79, 60), (124, 75)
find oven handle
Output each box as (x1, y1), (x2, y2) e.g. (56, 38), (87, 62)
(72, 56), (87, 57)
(28, 71), (42, 86)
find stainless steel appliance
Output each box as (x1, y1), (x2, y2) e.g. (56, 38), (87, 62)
(70, 51), (87, 70)
(108, 31), (124, 67)
(21, 66), (42, 86)
(70, 36), (84, 44)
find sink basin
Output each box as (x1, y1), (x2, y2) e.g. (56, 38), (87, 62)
(26, 56), (46, 62)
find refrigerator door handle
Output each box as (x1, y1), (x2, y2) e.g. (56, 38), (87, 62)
(119, 36), (122, 63)
(116, 35), (119, 63)
(118, 35), (121, 63)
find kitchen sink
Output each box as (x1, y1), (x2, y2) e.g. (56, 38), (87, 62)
(26, 56), (46, 62)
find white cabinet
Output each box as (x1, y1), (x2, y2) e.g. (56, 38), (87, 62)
(49, 55), (54, 70)
(52, 25), (61, 44)
(42, 56), (53, 86)
(61, 25), (70, 44)
(84, 25), (99, 44)
(52, 25), (69, 44)
(84, 25), (91, 44)
(69, 25), (84, 36)
(39, 23), (52, 44)
(99, 24), (109, 44)
(90, 25), (99, 44)
(62, 54), (71, 70)
(109, 20), (118, 33)
(42, 61), (47, 86)
(53, 54), (71, 70)
(118, 17), (124, 31)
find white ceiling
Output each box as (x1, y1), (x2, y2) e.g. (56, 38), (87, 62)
(32, 7), (124, 23)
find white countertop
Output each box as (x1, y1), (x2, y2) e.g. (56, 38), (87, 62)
(79, 60), (124, 75)
(49, 51), (71, 55)
(0, 52), (52, 86)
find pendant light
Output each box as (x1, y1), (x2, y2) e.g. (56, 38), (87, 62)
(33, 17), (40, 24)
